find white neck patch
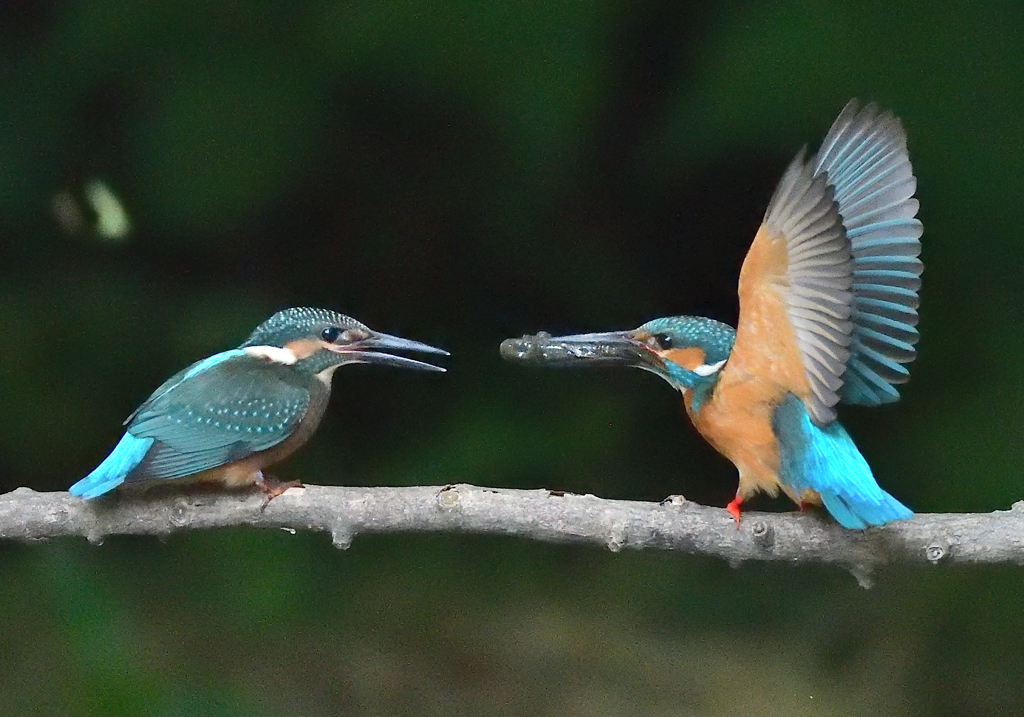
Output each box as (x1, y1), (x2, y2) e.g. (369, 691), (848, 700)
(244, 345), (298, 365)
(316, 363), (344, 385)
(693, 359), (726, 377)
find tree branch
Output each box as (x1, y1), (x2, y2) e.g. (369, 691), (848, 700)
(3, 485), (1023, 576)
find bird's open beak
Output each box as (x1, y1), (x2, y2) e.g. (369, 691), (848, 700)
(329, 331), (449, 372)
(499, 330), (661, 369)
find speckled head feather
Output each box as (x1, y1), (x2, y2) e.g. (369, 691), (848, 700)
(633, 316), (737, 408)
(240, 308), (369, 348)
(638, 316), (736, 364)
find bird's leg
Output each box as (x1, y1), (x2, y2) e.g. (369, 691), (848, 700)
(793, 489), (820, 513)
(254, 471), (302, 506)
(726, 494), (743, 528)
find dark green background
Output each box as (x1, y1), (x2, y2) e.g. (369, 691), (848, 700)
(2, 1), (1022, 714)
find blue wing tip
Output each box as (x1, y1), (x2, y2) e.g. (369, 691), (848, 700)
(69, 433), (154, 499)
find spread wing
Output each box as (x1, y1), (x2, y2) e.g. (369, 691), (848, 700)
(734, 101), (921, 427)
(124, 351), (311, 481)
(812, 100), (923, 405)
(765, 150), (854, 425)
(735, 148), (853, 426)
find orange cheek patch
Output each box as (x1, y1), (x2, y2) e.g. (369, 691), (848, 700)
(284, 338), (323, 360)
(660, 347), (706, 371)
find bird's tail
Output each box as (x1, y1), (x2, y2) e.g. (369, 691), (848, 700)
(818, 488), (913, 530)
(69, 433), (154, 499)
(773, 395), (914, 529)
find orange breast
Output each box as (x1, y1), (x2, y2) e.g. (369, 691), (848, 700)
(685, 223), (814, 501)
(685, 370), (785, 499)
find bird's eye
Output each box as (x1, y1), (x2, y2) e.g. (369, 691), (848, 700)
(321, 326), (341, 343)
(654, 333), (673, 350)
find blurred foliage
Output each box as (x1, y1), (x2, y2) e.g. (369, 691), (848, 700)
(1, 0), (1023, 714)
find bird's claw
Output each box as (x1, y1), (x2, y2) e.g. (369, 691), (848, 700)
(255, 472), (302, 510)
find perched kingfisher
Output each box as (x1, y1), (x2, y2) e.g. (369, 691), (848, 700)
(70, 307), (447, 499)
(501, 101), (922, 529)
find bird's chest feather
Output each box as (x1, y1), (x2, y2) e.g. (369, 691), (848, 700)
(684, 367), (786, 496)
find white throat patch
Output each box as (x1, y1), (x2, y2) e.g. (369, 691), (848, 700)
(316, 363), (343, 385)
(244, 345), (298, 365)
(693, 359), (726, 377)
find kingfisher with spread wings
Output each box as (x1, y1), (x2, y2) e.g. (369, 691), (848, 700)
(502, 101), (922, 529)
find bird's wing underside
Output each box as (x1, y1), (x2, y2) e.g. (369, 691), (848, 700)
(733, 101), (922, 426)
(812, 100), (923, 406)
(735, 148), (853, 426)
(126, 354), (311, 480)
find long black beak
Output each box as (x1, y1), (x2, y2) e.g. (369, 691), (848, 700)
(500, 330), (658, 369)
(331, 331), (448, 371)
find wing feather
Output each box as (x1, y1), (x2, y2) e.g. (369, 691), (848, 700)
(757, 151), (853, 425)
(733, 100), (922, 423)
(124, 354), (311, 482)
(812, 100), (922, 406)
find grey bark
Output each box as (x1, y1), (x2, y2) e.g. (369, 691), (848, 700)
(2, 485), (1022, 580)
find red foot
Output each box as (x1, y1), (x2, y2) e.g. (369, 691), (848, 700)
(726, 495), (743, 528)
(255, 472), (303, 507)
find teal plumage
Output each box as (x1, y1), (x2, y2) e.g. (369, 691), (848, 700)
(634, 319), (914, 529)
(121, 353), (314, 475)
(772, 395), (912, 529)
(71, 308), (446, 499)
(501, 100), (921, 529)
(70, 349), (318, 498)
(71, 433), (155, 499)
